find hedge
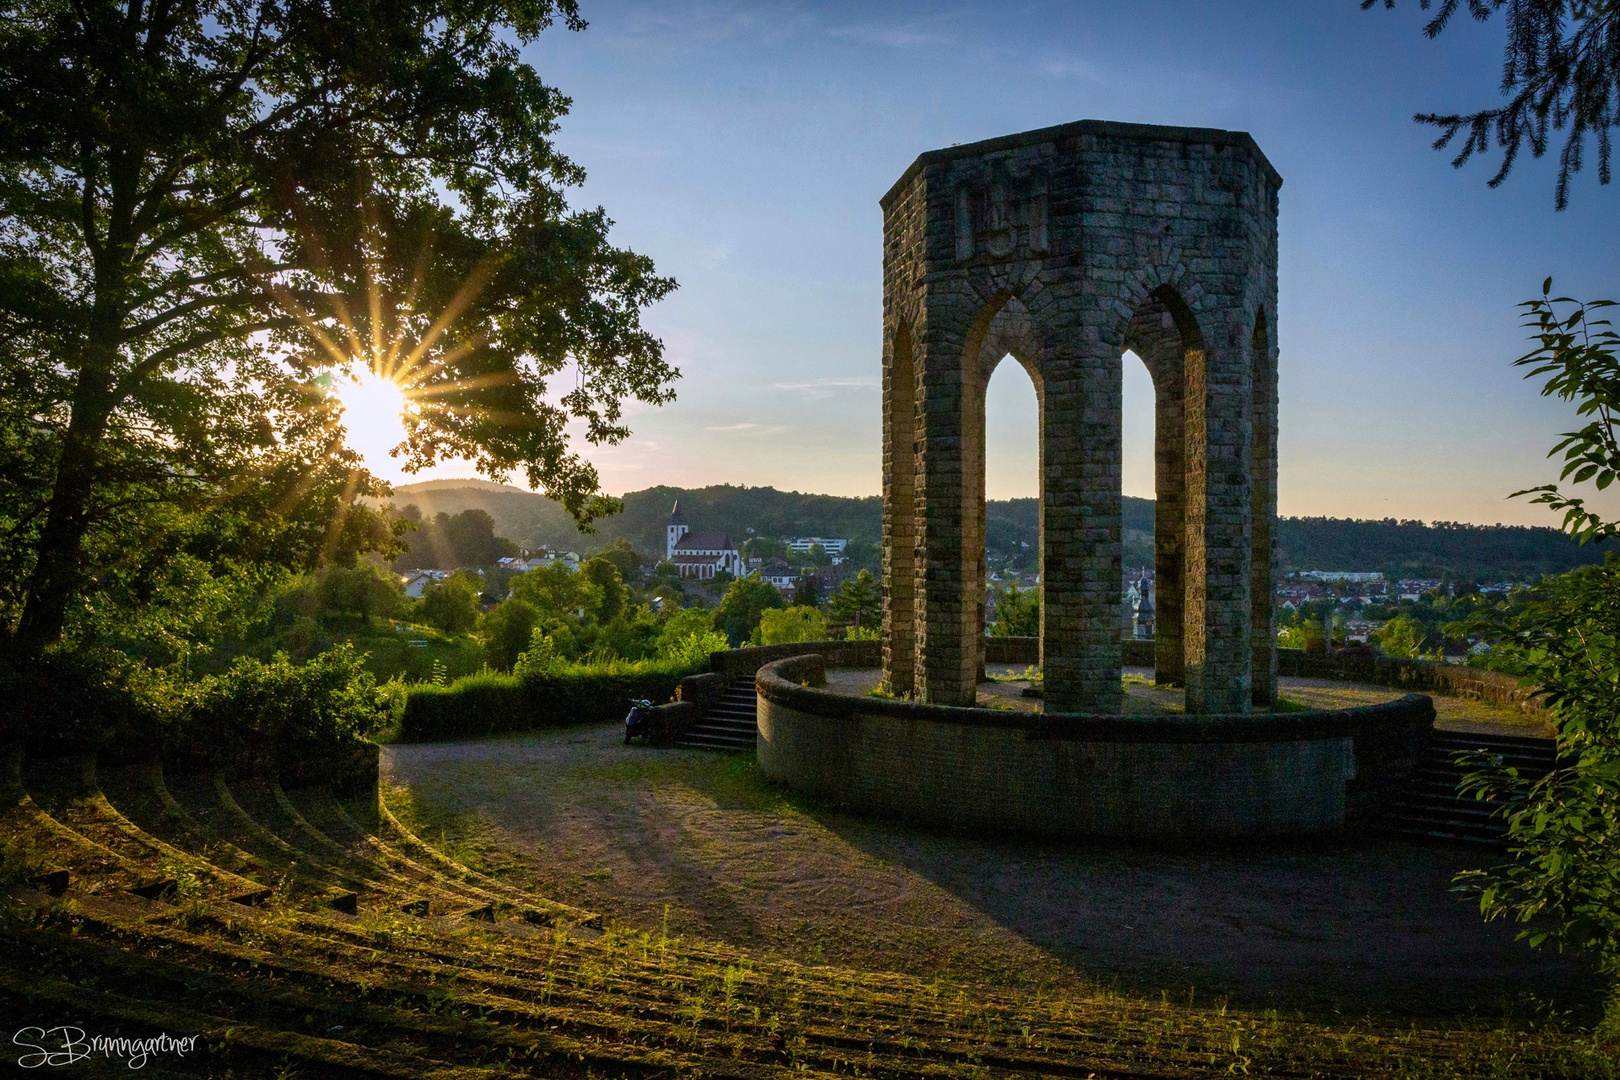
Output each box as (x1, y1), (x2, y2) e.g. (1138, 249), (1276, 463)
(398, 658), (699, 742)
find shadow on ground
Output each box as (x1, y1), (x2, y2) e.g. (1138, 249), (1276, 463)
(383, 721), (1605, 1026)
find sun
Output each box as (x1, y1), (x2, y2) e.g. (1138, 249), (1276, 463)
(333, 367), (414, 480)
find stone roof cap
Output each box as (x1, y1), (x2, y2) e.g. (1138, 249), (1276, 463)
(881, 118), (1282, 210)
(668, 499), (687, 524)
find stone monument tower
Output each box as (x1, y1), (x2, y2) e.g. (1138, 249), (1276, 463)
(880, 120), (1279, 715)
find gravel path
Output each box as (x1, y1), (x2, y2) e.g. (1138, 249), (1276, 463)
(383, 683), (1596, 1023)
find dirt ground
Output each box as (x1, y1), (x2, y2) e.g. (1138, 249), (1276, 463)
(383, 682), (1598, 1026)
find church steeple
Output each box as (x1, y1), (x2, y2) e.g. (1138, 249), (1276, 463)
(666, 500), (689, 560)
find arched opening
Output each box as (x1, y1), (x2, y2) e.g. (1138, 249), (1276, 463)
(1121, 286), (1197, 692)
(982, 355), (1042, 669)
(954, 292), (1046, 704)
(1121, 349), (1156, 648)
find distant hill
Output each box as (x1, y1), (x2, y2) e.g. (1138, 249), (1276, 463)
(385, 480), (1606, 581)
(1275, 517), (1605, 582)
(386, 481), (883, 558)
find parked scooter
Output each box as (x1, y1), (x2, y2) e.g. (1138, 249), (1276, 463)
(623, 699), (654, 745)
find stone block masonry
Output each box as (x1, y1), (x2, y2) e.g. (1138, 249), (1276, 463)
(880, 120), (1280, 714)
(757, 657), (1434, 839)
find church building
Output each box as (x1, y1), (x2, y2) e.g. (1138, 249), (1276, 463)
(665, 501), (745, 580)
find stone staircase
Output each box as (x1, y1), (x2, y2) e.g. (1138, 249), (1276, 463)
(1382, 731), (1558, 844)
(675, 678), (759, 752)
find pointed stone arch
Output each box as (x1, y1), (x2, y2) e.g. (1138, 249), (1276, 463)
(1120, 286), (1197, 688)
(962, 295), (1048, 680)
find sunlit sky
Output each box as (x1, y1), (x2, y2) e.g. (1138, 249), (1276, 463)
(346, 0), (1620, 526)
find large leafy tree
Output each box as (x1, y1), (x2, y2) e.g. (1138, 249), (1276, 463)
(1368, 0), (1620, 207)
(0, 0), (676, 662)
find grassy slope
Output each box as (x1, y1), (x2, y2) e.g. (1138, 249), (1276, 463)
(2, 742), (1615, 1078)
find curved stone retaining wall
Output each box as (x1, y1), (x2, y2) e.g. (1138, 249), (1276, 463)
(756, 655), (1433, 840)
(709, 640), (882, 680)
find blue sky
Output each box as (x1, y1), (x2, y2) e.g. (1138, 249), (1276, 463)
(389, 0), (1620, 526)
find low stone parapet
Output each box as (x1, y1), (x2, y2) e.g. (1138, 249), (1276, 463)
(708, 640), (880, 681)
(755, 655), (1433, 840)
(677, 671), (728, 712)
(1276, 648), (1543, 716)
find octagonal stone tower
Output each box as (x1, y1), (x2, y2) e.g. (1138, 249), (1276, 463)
(880, 120), (1279, 715)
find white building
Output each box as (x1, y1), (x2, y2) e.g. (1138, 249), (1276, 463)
(760, 560), (799, 590)
(785, 537), (848, 563)
(496, 549), (579, 573)
(665, 502), (745, 580)
(666, 501), (689, 560)
(401, 571), (438, 599)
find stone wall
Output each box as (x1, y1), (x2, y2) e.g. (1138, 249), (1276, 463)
(757, 656), (1432, 840)
(1277, 649), (1545, 718)
(881, 119), (1280, 717)
(710, 640), (881, 681)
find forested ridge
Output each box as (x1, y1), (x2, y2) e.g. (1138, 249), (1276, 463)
(389, 482), (1605, 581)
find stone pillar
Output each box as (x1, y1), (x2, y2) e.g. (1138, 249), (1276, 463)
(1041, 343), (1123, 714)
(1183, 313), (1253, 714)
(1250, 312), (1279, 705)
(914, 330), (977, 707)
(1154, 376), (1187, 688)
(882, 323), (919, 697)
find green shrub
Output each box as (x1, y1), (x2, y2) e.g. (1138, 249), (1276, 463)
(417, 569), (482, 634)
(0, 643), (167, 754)
(752, 605), (827, 645)
(399, 656), (703, 741)
(513, 628), (564, 677)
(1, 641), (389, 780)
(179, 644), (390, 771)
(1455, 554), (1620, 995)
(481, 598), (541, 671)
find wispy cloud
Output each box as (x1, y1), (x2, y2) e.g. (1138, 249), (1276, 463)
(1039, 57), (1106, 82)
(827, 21), (952, 48)
(704, 422), (759, 431)
(774, 376), (880, 392)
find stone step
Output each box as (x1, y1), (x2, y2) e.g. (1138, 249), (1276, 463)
(678, 733), (754, 752)
(675, 679), (758, 752)
(1376, 733), (1555, 844)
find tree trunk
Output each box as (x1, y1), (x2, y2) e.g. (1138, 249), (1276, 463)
(10, 362), (116, 661)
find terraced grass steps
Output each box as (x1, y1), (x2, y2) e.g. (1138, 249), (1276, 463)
(3, 750), (1615, 1078)
(23, 757), (267, 903)
(98, 762), (274, 881)
(366, 792), (596, 926)
(8, 889), (1614, 1078)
